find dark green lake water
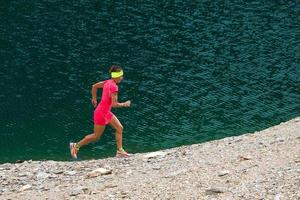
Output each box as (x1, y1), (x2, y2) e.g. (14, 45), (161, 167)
(0, 1), (299, 163)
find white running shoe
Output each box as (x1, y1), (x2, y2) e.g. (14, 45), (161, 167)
(69, 143), (78, 159)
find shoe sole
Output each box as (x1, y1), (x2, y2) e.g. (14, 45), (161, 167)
(116, 153), (130, 158)
(69, 143), (77, 159)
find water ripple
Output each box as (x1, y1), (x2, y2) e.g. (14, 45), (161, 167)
(0, 0), (299, 163)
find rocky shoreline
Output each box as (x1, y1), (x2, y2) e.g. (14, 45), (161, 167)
(1, 118), (299, 200)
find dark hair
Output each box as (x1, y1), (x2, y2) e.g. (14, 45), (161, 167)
(109, 65), (122, 73)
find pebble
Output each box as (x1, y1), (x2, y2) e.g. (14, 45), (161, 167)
(165, 169), (188, 178)
(70, 188), (83, 196)
(105, 184), (118, 189)
(274, 194), (281, 200)
(152, 166), (161, 170)
(18, 173), (28, 177)
(239, 155), (252, 161)
(53, 170), (64, 174)
(64, 171), (77, 176)
(38, 186), (49, 191)
(36, 172), (50, 180)
(19, 184), (32, 192)
(205, 188), (225, 195)
(121, 191), (129, 198)
(2, 181), (9, 185)
(218, 170), (230, 177)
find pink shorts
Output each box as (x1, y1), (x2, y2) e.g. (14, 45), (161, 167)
(94, 109), (113, 126)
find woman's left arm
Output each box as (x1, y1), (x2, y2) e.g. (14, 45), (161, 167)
(91, 81), (104, 107)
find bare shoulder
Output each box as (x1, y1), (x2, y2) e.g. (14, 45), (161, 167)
(93, 80), (106, 88)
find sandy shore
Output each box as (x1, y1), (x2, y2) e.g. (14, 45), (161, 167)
(1, 118), (299, 200)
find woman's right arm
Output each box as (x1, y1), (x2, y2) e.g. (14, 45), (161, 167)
(91, 81), (104, 107)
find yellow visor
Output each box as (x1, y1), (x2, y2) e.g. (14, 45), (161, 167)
(111, 70), (124, 78)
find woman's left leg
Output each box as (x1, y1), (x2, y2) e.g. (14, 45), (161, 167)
(78, 125), (106, 147)
(70, 125), (105, 159)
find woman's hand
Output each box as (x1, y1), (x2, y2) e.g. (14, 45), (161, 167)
(123, 100), (131, 107)
(92, 98), (97, 108)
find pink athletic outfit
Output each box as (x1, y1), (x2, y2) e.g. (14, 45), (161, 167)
(94, 79), (118, 125)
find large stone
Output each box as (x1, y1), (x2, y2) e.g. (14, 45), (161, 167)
(144, 151), (167, 159)
(87, 168), (112, 178)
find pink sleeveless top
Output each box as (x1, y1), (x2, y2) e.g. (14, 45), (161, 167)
(94, 79), (118, 125)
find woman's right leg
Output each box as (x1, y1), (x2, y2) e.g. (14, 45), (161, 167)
(78, 125), (106, 147)
(109, 115), (130, 157)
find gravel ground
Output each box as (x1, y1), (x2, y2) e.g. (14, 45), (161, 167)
(1, 117), (299, 200)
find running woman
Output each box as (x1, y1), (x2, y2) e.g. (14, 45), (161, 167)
(70, 65), (131, 158)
